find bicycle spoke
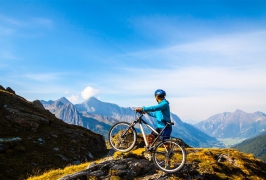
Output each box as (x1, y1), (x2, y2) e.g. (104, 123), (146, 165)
(108, 122), (137, 152)
(152, 140), (186, 173)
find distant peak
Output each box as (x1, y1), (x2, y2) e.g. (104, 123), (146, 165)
(234, 109), (244, 113)
(88, 96), (97, 100)
(57, 97), (71, 104)
(59, 97), (68, 100)
(86, 96), (100, 102)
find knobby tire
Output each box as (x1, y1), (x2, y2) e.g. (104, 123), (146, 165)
(152, 139), (186, 173)
(108, 122), (137, 152)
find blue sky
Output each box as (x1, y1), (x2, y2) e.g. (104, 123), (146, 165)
(1, 0), (266, 123)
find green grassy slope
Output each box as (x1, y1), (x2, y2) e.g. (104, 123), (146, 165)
(234, 133), (266, 162)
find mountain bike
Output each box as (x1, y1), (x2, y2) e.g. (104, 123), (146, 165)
(108, 111), (186, 173)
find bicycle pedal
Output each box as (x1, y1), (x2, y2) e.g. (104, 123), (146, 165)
(147, 146), (154, 151)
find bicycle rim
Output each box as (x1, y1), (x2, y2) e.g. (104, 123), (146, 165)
(152, 139), (186, 173)
(108, 122), (136, 152)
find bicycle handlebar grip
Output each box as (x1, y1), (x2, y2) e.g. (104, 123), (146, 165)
(162, 120), (174, 125)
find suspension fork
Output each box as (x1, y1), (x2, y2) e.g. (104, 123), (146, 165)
(121, 121), (137, 138)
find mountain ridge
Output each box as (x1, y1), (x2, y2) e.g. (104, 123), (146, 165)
(233, 132), (266, 162)
(41, 96), (222, 148)
(195, 109), (266, 139)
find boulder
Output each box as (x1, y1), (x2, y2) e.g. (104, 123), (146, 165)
(0, 85), (5, 91)
(6, 87), (16, 94)
(33, 100), (45, 110)
(59, 157), (156, 180)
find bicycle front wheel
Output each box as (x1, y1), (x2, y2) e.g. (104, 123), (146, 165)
(108, 122), (137, 152)
(152, 139), (186, 173)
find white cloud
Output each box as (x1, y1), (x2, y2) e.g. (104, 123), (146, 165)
(23, 73), (61, 82)
(81, 86), (99, 100)
(0, 26), (15, 35)
(108, 66), (266, 94)
(0, 14), (24, 26)
(0, 14), (53, 29)
(32, 17), (53, 29)
(97, 65), (266, 122)
(1, 51), (20, 60)
(104, 29), (266, 120)
(124, 30), (266, 67)
(67, 95), (79, 104)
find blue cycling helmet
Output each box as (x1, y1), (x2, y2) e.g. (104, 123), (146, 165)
(154, 89), (166, 97)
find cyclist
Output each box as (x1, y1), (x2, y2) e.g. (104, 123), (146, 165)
(135, 89), (172, 146)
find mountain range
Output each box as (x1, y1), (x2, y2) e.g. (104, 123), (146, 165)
(195, 109), (266, 139)
(41, 97), (222, 148)
(2, 85), (266, 180)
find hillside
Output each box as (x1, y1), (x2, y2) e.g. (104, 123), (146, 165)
(195, 109), (266, 139)
(28, 146), (266, 180)
(42, 97), (222, 148)
(0, 86), (108, 180)
(233, 132), (266, 163)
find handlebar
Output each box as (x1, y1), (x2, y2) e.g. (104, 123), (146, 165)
(134, 109), (174, 126)
(133, 109), (146, 114)
(162, 120), (174, 125)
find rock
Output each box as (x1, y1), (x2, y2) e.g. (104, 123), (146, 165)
(88, 152), (93, 158)
(50, 133), (58, 138)
(215, 154), (235, 164)
(59, 157), (156, 180)
(13, 118), (40, 129)
(111, 164), (128, 170)
(58, 154), (68, 161)
(0, 137), (23, 153)
(6, 87), (15, 94)
(0, 144), (5, 153)
(0, 137), (22, 143)
(14, 145), (26, 152)
(90, 169), (105, 176)
(172, 138), (191, 148)
(72, 160), (81, 165)
(0, 85), (5, 91)
(32, 100), (45, 110)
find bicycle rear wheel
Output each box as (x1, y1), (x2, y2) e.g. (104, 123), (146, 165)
(108, 122), (137, 152)
(152, 139), (186, 173)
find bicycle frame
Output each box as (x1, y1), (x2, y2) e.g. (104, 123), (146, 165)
(123, 113), (171, 150)
(109, 113), (186, 173)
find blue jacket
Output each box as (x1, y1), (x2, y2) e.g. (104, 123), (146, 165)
(142, 99), (171, 129)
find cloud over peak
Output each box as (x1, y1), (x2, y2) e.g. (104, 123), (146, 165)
(81, 86), (99, 100)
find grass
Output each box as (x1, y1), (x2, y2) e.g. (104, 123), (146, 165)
(27, 155), (115, 180)
(113, 147), (145, 158)
(27, 162), (90, 180)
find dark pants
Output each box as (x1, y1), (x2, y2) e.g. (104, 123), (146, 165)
(151, 125), (172, 140)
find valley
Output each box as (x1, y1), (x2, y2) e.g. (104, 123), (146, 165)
(217, 138), (246, 147)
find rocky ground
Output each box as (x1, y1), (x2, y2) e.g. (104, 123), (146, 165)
(57, 147), (266, 180)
